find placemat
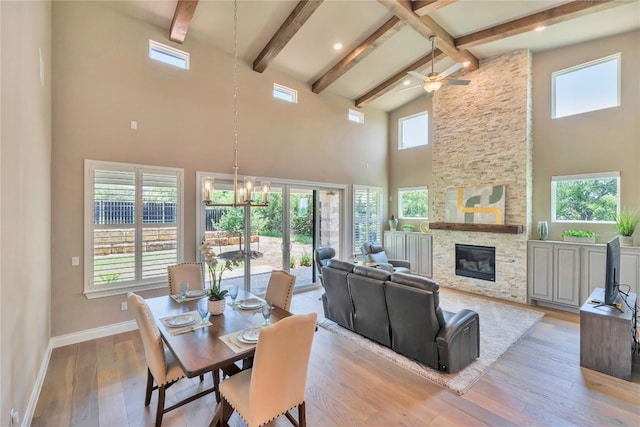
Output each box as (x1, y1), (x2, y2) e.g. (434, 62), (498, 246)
(160, 311), (211, 335)
(170, 293), (207, 303)
(220, 328), (259, 353)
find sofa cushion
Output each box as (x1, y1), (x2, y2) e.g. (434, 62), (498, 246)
(326, 259), (355, 272)
(353, 265), (391, 281)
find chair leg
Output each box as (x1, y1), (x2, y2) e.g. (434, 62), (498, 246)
(221, 397), (233, 427)
(299, 402), (306, 427)
(156, 385), (166, 427)
(145, 368), (154, 406)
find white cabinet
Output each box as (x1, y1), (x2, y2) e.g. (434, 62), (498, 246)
(384, 231), (432, 277)
(528, 241), (640, 311)
(528, 241), (580, 307)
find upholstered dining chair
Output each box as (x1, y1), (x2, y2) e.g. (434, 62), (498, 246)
(167, 262), (204, 295)
(263, 269), (296, 311)
(216, 312), (317, 427)
(127, 292), (218, 427)
(313, 247), (335, 286)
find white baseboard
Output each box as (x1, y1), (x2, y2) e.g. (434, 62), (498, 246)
(50, 320), (138, 348)
(22, 344), (52, 427)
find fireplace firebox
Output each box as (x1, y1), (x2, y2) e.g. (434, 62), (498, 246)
(455, 244), (496, 282)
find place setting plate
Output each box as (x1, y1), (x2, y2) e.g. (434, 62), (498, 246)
(166, 314), (197, 328)
(237, 298), (264, 310)
(186, 290), (205, 298)
(237, 327), (261, 344)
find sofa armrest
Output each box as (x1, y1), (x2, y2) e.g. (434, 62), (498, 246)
(435, 309), (480, 373)
(388, 259), (411, 269)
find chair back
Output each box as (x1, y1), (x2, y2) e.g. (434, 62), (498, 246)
(127, 292), (169, 384)
(249, 313), (317, 427)
(264, 270), (296, 311)
(314, 247), (335, 272)
(167, 262), (204, 295)
(361, 242), (390, 264)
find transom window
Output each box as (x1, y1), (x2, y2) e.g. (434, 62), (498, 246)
(348, 109), (364, 123)
(398, 112), (428, 149)
(398, 187), (429, 219)
(84, 160), (184, 298)
(551, 172), (619, 223)
(273, 83), (298, 103)
(552, 53), (620, 119)
(149, 40), (190, 70)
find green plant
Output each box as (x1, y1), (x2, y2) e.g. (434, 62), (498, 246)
(402, 224), (416, 231)
(290, 256), (296, 269)
(560, 229), (598, 238)
(97, 273), (120, 284)
(613, 209), (639, 236)
(300, 251), (312, 267)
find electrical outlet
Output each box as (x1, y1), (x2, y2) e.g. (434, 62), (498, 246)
(121, 301), (127, 311)
(72, 256), (80, 266)
(10, 408), (19, 425)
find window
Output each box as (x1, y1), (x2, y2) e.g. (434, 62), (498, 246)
(551, 172), (619, 223)
(552, 53), (620, 118)
(84, 160), (184, 298)
(348, 109), (364, 123)
(273, 83), (297, 103)
(398, 187), (428, 219)
(353, 185), (382, 254)
(398, 112), (428, 149)
(149, 40), (190, 69)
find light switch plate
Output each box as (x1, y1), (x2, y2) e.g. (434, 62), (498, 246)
(72, 256), (80, 266)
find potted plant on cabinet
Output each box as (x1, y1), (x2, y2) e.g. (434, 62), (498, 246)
(560, 229), (598, 244)
(614, 209), (639, 247)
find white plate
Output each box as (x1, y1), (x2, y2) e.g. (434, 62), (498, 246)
(166, 314), (197, 327)
(238, 328), (260, 343)
(186, 290), (205, 297)
(238, 298), (263, 310)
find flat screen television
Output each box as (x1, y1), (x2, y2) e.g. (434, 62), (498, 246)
(604, 236), (621, 306)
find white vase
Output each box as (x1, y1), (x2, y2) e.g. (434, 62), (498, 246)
(208, 299), (226, 315)
(619, 235), (633, 247)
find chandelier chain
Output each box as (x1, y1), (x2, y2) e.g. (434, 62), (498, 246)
(233, 0), (238, 160)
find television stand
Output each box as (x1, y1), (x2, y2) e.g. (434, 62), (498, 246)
(580, 288), (637, 381)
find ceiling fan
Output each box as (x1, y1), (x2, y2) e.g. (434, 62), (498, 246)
(401, 36), (470, 93)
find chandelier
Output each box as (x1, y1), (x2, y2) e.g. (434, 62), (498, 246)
(203, 0), (270, 207)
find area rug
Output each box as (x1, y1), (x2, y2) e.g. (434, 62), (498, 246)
(318, 288), (544, 395)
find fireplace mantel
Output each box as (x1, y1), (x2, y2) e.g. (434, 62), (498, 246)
(429, 222), (524, 234)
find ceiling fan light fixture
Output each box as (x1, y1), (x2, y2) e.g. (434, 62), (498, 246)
(424, 80), (443, 93)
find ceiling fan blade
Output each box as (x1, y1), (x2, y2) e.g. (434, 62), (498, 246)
(397, 84), (422, 93)
(407, 71), (427, 80)
(444, 79), (470, 86)
(441, 63), (464, 78)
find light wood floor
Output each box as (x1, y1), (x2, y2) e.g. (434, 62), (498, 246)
(33, 288), (640, 427)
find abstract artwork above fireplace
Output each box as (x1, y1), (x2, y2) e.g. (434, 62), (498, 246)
(445, 185), (506, 225)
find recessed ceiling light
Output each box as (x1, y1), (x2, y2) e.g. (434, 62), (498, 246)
(534, 26), (546, 32)
(403, 79), (411, 86)
(462, 61), (471, 67)
(333, 42), (343, 50)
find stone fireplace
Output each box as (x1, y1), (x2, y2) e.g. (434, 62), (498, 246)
(431, 49), (532, 303)
(455, 244), (496, 282)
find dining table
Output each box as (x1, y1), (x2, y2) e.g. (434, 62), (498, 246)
(145, 288), (292, 426)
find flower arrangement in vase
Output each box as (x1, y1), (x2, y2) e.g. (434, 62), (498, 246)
(200, 238), (241, 314)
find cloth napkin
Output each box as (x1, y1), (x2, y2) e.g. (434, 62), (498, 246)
(220, 328), (260, 353)
(160, 311), (211, 336)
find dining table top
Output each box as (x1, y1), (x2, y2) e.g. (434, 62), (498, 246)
(145, 289), (291, 378)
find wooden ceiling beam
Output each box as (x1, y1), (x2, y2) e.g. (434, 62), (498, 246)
(312, 17), (405, 94)
(355, 49), (445, 108)
(377, 0), (479, 70)
(456, 0), (629, 49)
(253, 0), (324, 73)
(169, 0), (199, 44)
(413, 0), (457, 16)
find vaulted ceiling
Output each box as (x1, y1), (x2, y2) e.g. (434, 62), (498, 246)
(100, 0), (640, 112)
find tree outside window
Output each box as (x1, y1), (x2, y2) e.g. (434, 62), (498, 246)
(398, 187), (428, 219)
(552, 173), (619, 222)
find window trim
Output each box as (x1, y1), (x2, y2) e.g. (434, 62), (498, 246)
(149, 39), (190, 70)
(398, 111), (429, 150)
(551, 171), (620, 224)
(273, 83), (298, 103)
(397, 186), (429, 220)
(84, 160), (185, 299)
(551, 53), (620, 119)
